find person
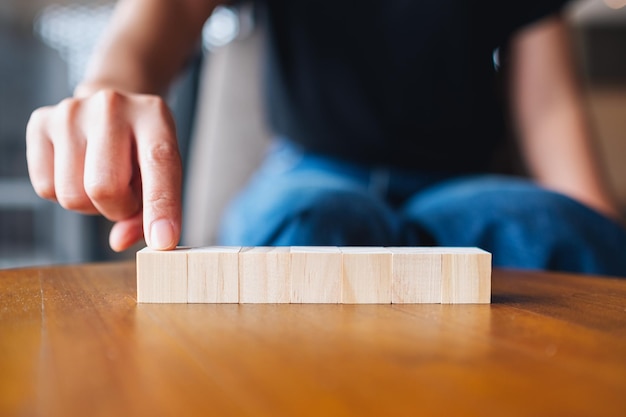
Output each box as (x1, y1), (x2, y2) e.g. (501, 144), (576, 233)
(25, 0), (626, 276)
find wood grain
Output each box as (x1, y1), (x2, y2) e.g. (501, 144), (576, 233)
(136, 247), (189, 303)
(1, 263), (625, 417)
(340, 247), (392, 304)
(388, 247), (442, 303)
(441, 247), (491, 304)
(138, 246), (491, 304)
(290, 246), (342, 303)
(239, 246), (291, 303)
(188, 246), (240, 303)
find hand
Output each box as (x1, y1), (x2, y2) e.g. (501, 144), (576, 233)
(26, 89), (182, 252)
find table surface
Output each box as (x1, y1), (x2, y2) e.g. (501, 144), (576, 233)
(1, 261), (625, 417)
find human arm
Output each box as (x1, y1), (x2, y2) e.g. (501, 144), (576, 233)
(26, 0), (223, 251)
(507, 14), (622, 220)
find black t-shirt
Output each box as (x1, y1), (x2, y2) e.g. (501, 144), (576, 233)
(257, 0), (569, 172)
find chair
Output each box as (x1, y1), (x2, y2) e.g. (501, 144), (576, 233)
(182, 17), (271, 246)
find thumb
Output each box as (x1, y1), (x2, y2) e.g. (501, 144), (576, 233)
(109, 211), (145, 252)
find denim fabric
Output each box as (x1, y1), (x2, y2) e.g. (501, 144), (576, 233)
(219, 139), (626, 277)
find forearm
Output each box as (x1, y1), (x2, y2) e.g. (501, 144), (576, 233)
(509, 16), (621, 219)
(518, 91), (620, 218)
(75, 0), (222, 97)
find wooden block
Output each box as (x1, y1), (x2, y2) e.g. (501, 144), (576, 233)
(239, 247), (291, 303)
(188, 246), (240, 303)
(135, 246), (491, 305)
(341, 247), (392, 304)
(388, 247), (442, 304)
(136, 247), (189, 303)
(441, 248), (491, 304)
(290, 246), (342, 303)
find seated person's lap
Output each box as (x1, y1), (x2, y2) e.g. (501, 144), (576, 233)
(219, 139), (626, 276)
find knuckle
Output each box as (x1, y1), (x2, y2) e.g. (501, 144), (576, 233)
(145, 142), (181, 166)
(56, 97), (80, 118)
(93, 89), (124, 108)
(145, 191), (179, 216)
(139, 94), (164, 109)
(27, 107), (48, 129)
(32, 180), (56, 200)
(139, 95), (174, 121)
(26, 111), (47, 145)
(89, 90), (126, 124)
(84, 179), (121, 202)
(57, 192), (91, 212)
(51, 98), (81, 137)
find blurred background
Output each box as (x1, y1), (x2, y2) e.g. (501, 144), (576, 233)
(0, 0), (624, 268)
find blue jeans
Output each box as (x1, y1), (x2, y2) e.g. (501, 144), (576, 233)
(219, 139), (626, 277)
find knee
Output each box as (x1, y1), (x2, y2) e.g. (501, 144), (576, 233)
(404, 176), (626, 273)
(287, 188), (402, 245)
(220, 184), (400, 246)
(406, 177), (588, 254)
(407, 177), (586, 242)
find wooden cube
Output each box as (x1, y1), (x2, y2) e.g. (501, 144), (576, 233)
(441, 248), (491, 304)
(341, 247), (392, 304)
(290, 246), (342, 303)
(388, 247), (442, 304)
(136, 247), (189, 303)
(239, 247), (291, 303)
(188, 246), (241, 303)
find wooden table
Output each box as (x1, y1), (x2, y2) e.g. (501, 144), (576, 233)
(1, 261), (625, 417)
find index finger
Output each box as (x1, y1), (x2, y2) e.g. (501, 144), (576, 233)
(133, 99), (182, 251)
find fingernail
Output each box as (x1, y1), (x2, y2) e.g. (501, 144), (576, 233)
(150, 219), (175, 250)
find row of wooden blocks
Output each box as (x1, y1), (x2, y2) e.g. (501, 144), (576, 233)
(137, 246), (491, 304)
